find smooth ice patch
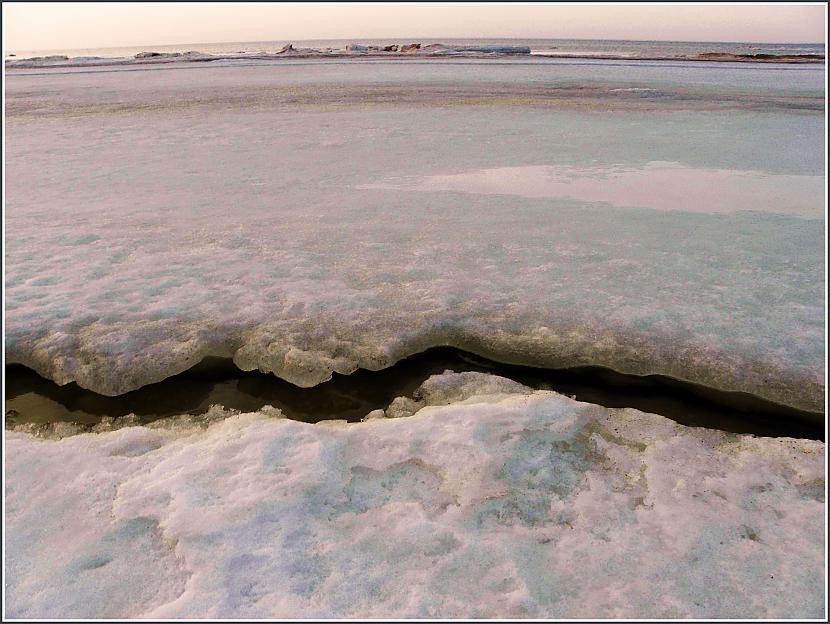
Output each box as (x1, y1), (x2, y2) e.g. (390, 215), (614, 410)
(360, 162), (825, 217)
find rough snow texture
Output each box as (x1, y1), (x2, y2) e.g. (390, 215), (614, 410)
(4, 60), (825, 410)
(5, 372), (825, 618)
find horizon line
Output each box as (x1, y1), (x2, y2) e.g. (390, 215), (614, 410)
(8, 35), (827, 54)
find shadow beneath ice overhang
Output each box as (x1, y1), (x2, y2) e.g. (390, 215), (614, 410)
(4, 346), (824, 440)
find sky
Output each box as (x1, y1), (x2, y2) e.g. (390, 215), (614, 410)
(3, 2), (826, 52)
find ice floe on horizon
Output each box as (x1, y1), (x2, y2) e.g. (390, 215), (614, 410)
(4, 43), (533, 69)
(6, 43), (824, 70)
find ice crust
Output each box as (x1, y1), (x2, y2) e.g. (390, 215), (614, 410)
(5, 372), (825, 618)
(4, 61), (825, 410)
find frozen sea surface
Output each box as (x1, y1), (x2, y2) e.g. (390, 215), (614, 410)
(5, 372), (825, 618)
(4, 59), (826, 410)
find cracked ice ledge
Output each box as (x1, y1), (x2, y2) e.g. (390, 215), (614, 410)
(4, 371), (825, 618)
(4, 316), (825, 413)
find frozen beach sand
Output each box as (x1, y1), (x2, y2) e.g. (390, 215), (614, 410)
(5, 372), (825, 618)
(4, 60), (825, 410)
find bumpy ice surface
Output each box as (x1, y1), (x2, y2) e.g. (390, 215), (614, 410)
(5, 372), (825, 618)
(4, 59), (826, 410)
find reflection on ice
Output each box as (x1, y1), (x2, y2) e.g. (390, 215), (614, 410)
(362, 161), (824, 217)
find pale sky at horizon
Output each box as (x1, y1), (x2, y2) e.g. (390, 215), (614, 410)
(3, 2), (826, 53)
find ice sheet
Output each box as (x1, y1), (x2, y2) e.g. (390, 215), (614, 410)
(5, 373), (825, 618)
(4, 61), (825, 410)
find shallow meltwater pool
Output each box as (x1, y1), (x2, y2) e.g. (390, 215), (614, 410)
(5, 347), (823, 440)
(359, 161), (825, 218)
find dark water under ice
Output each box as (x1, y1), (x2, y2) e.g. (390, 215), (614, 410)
(5, 347), (823, 440)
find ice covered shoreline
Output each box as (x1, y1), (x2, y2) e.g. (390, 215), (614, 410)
(4, 43), (534, 69)
(4, 43), (824, 70)
(5, 372), (825, 618)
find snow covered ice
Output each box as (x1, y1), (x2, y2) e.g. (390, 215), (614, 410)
(5, 373), (825, 618)
(4, 59), (825, 410)
(3, 56), (826, 619)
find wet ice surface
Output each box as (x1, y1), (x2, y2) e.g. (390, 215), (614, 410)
(4, 373), (826, 618)
(4, 59), (825, 410)
(362, 162), (824, 217)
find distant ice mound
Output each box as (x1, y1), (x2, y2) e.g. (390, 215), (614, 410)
(5, 374), (825, 617)
(4, 42), (531, 69)
(5, 51), (214, 68)
(420, 44), (531, 55)
(407, 43), (531, 56)
(4, 54), (70, 67)
(134, 51), (211, 61)
(274, 44), (322, 56)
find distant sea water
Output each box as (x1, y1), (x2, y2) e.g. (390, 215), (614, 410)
(5, 37), (825, 60)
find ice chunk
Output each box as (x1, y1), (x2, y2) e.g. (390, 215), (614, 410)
(445, 45), (531, 55)
(381, 371), (533, 418)
(135, 51), (170, 59)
